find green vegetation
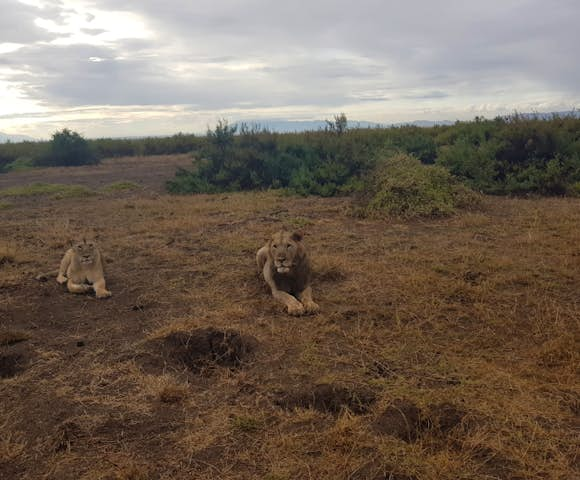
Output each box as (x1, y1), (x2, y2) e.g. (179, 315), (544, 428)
(0, 132), (201, 173)
(4, 157), (35, 172)
(101, 181), (141, 192)
(0, 182), (94, 199)
(0, 201), (11, 209)
(167, 118), (377, 196)
(37, 129), (97, 167)
(2, 114), (579, 199)
(168, 114), (580, 198)
(355, 153), (480, 218)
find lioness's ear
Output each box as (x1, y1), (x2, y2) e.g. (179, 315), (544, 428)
(291, 231), (303, 242)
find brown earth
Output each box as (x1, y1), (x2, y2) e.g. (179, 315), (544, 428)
(0, 157), (579, 479)
(0, 154), (193, 192)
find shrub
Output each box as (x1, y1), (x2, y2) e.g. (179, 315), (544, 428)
(4, 157), (35, 172)
(355, 153), (479, 219)
(36, 129), (98, 167)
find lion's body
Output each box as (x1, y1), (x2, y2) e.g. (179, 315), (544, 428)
(257, 230), (319, 316)
(56, 241), (111, 299)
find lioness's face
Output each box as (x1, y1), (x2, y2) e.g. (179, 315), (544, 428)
(269, 231), (302, 274)
(73, 240), (97, 264)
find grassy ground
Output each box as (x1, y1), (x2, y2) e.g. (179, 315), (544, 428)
(0, 162), (578, 479)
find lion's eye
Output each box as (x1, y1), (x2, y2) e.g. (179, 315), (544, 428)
(286, 244), (292, 249)
(272, 244), (278, 249)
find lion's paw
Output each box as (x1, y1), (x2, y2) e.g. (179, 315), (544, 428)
(96, 290), (112, 299)
(56, 274), (67, 284)
(287, 303), (305, 316)
(303, 301), (320, 314)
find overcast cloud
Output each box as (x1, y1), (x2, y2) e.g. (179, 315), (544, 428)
(1, 0), (578, 138)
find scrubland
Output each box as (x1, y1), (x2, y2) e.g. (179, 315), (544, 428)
(0, 158), (579, 479)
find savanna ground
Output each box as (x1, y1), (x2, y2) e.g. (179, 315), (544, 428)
(0, 155), (578, 480)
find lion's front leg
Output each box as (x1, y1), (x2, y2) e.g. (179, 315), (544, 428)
(57, 249), (72, 284)
(67, 279), (91, 294)
(272, 289), (305, 316)
(298, 286), (319, 314)
(263, 263), (304, 315)
(93, 278), (112, 299)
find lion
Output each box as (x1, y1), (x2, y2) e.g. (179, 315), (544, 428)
(37, 239), (111, 299)
(256, 230), (319, 316)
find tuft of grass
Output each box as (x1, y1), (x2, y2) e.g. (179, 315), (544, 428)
(0, 201), (11, 209)
(101, 181), (141, 193)
(158, 384), (188, 403)
(355, 153), (481, 219)
(231, 415), (263, 433)
(0, 182), (94, 199)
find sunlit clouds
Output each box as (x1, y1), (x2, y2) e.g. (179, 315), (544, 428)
(1, 0), (578, 138)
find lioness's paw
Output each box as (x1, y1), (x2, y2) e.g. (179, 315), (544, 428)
(56, 274), (67, 284)
(303, 301), (320, 314)
(96, 290), (112, 299)
(287, 303), (305, 316)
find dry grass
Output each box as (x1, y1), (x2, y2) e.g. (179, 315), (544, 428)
(0, 170), (579, 479)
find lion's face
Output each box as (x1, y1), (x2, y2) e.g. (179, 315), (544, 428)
(72, 240), (98, 265)
(269, 230), (304, 274)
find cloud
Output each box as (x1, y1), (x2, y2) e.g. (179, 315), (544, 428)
(0, 0), (579, 137)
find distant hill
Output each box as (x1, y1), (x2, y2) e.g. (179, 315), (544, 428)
(235, 119), (459, 132)
(0, 132), (36, 143)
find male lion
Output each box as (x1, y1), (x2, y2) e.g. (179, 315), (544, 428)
(256, 230), (319, 316)
(39, 239), (112, 299)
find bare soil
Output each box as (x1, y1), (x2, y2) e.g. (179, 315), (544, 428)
(0, 158), (578, 479)
(0, 155), (193, 192)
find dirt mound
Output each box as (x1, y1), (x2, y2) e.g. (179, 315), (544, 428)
(275, 383), (376, 414)
(426, 402), (466, 434)
(373, 399), (423, 442)
(0, 352), (26, 379)
(373, 400), (467, 442)
(314, 265), (347, 283)
(144, 327), (257, 373)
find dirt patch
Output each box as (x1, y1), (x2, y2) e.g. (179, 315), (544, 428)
(373, 400), (467, 443)
(0, 155), (192, 193)
(275, 383), (376, 414)
(472, 447), (524, 479)
(373, 399), (423, 442)
(462, 270), (484, 285)
(0, 350), (28, 379)
(143, 327), (257, 373)
(53, 420), (83, 453)
(0, 330), (29, 346)
(426, 402), (466, 434)
(314, 265), (347, 283)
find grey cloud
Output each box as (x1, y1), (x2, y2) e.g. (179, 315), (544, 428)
(1, 0), (579, 122)
(0, 0), (58, 43)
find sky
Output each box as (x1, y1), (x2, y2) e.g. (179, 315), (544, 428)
(0, 0), (579, 139)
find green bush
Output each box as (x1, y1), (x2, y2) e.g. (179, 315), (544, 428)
(355, 153), (479, 219)
(36, 129), (98, 167)
(167, 118), (379, 196)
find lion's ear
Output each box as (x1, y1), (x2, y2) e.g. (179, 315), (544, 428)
(291, 231), (303, 242)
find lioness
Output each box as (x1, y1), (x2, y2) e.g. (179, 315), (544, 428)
(49, 239), (111, 299)
(256, 230), (319, 316)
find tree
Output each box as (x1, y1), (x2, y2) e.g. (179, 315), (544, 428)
(325, 113), (348, 135)
(38, 128), (97, 167)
